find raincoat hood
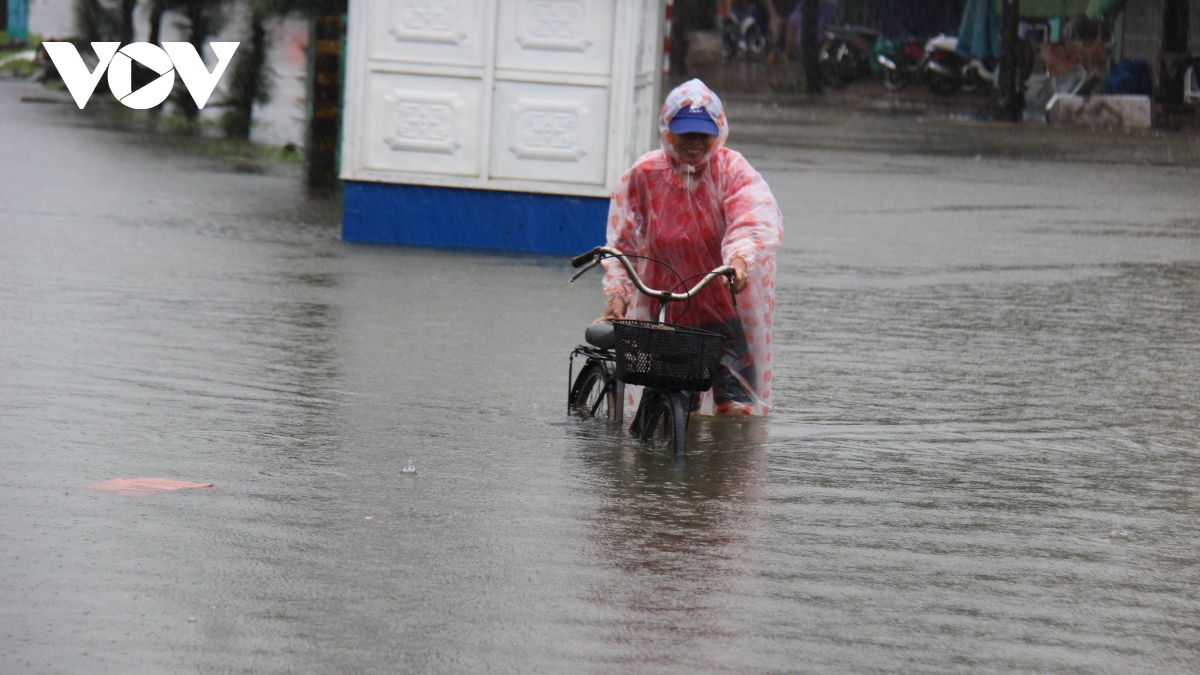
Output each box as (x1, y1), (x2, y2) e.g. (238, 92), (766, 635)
(659, 79), (728, 170)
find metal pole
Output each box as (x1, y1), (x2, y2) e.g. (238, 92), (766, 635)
(999, 0), (1023, 122)
(802, 0), (823, 94)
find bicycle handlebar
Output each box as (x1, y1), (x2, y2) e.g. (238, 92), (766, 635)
(570, 246), (738, 310)
(571, 246), (603, 269)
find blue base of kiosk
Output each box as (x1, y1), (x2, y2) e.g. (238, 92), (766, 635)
(342, 181), (609, 255)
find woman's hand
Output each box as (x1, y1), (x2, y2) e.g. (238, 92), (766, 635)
(597, 296), (626, 322)
(728, 257), (749, 294)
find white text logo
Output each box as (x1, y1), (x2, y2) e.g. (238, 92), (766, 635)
(44, 41), (239, 110)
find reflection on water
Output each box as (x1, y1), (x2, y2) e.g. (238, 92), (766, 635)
(570, 417), (769, 669)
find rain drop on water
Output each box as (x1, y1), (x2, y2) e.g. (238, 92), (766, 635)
(402, 460), (417, 475)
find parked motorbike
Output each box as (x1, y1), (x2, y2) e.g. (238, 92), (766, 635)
(721, 4), (772, 61)
(922, 34), (997, 95)
(876, 41), (926, 92)
(961, 57), (998, 93)
(818, 24), (880, 88)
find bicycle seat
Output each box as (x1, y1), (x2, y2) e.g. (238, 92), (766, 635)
(585, 321), (615, 349)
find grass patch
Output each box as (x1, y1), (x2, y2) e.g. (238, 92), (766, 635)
(87, 103), (306, 173)
(162, 135), (304, 166)
(0, 55), (39, 78)
(0, 33), (42, 59)
(1, 34), (44, 78)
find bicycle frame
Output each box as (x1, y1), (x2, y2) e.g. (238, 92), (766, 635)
(568, 246), (742, 456)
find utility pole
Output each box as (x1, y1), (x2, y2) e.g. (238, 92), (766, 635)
(999, 0), (1023, 122)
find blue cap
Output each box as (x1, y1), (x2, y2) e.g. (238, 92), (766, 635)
(669, 105), (719, 136)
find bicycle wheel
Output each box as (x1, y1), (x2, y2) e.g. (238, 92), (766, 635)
(820, 57), (844, 89)
(570, 362), (616, 420)
(633, 390), (687, 457)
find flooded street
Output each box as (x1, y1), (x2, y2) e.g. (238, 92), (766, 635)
(3, 78), (1200, 673)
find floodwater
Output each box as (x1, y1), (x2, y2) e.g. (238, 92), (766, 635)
(3, 79), (1200, 674)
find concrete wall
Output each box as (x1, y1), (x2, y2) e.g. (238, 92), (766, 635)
(1047, 93), (1153, 129)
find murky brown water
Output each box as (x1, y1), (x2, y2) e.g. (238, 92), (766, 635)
(3, 80), (1200, 673)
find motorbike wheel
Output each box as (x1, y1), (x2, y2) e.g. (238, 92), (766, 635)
(721, 25), (738, 61)
(961, 67), (984, 93)
(821, 62), (845, 88)
(820, 46), (849, 88)
(745, 26), (771, 61)
(928, 71), (959, 96)
(882, 66), (909, 92)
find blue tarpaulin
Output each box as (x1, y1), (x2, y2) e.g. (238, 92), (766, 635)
(878, 0), (966, 41)
(7, 0), (29, 41)
(957, 0), (999, 60)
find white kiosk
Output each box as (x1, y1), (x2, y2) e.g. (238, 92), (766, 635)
(339, 0), (665, 253)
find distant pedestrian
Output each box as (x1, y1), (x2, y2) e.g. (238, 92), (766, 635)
(770, 0), (800, 62)
(789, 0), (837, 50)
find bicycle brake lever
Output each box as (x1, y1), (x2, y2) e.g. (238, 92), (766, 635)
(569, 258), (602, 284)
(725, 270), (738, 310)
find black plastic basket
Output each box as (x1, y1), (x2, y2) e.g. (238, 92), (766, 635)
(612, 320), (726, 391)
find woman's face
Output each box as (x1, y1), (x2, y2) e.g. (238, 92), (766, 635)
(668, 131), (716, 166)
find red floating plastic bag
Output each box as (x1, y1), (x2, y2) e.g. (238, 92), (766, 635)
(82, 478), (214, 496)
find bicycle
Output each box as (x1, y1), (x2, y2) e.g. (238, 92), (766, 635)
(567, 246), (739, 457)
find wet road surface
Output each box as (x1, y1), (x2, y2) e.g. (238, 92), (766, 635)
(3, 80), (1200, 673)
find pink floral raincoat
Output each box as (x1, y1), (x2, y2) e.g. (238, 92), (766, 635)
(602, 79), (784, 415)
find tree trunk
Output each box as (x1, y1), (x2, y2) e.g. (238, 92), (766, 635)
(225, 7), (268, 140)
(118, 0), (137, 44)
(74, 0), (107, 42)
(148, 0), (164, 45)
(179, 1), (211, 123)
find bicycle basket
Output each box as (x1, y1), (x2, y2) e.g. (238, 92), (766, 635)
(612, 320), (726, 391)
